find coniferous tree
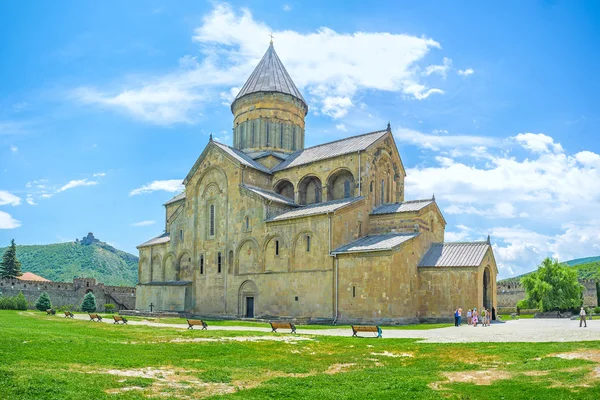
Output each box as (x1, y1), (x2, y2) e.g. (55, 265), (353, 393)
(0, 239), (23, 279)
(81, 292), (97, 312)
(35, 292), (52, 311)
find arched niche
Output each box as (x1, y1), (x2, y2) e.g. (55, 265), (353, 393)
(150, 255), (161, 283)
(139, 257), (150, 284)
(236, 238), (261, 275)
(238, 280), (258, 318)
(274, 179), (295, 200)
(263, 235), (289, 273)
(291, 230), (315, 271)
(298, 175), (322, 205)
(178, 250), (193, 281)
(327, 168), (355, 201)
(163, 253), (176, 281)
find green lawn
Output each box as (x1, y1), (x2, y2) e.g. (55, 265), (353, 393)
(2, 310), (600, 399)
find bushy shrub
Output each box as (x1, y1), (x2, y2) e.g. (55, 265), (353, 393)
(80, 292), (97, 313)
(593, 306), (600, 314)
(57, 304), (76, 312)
(0, 295), (16, 310)
(35, 292), (52, 311)
(14, 292), (27, 310)
(104, 303), (115, 313)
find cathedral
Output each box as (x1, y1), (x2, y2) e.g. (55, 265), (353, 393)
(136, 42), (498, 324)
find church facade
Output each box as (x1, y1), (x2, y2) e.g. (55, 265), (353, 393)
(136, 43), (498, 324)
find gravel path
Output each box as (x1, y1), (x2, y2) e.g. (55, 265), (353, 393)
(71, 315), (600, 343)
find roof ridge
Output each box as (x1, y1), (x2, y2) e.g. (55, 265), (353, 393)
(301, 129), (387, 152)
(433, 241), (489, 245)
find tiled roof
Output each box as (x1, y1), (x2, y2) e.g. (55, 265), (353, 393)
(212, 141), (272, 174)
(418, 242), (490, 268)
(332, 233), (418, 254)
(272, 130), (388, 172)
(164, 192), (186, 206)
(371, 199), (434, 215)
(240, 184), (298, 207)
(267, 197), (364, 222)
(138, 232), (170, 248)
(18, 272), (50, 282)
(246, 150), (290, 161)
(233, 43), (306, 108)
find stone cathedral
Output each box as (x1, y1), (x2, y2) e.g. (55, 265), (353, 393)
(136, 43), (498, 323)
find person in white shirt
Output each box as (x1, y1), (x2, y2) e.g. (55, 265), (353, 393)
(580, 307), (587, 328)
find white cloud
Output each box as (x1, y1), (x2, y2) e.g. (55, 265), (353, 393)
(335, 123), (347, 132)
(514, 133), (563, 154)
(57, 179), (98, 193)
(282, 4), (292, 11)
(131, 220), (156, 227)
(458, 68), (474, 76)
(394, 126), (501, 151)
(10, 145), (18, 153)
(424, 57), (452, 78)
(73, 3), (448, 124)
(93, 172), (106, 177)
(0, 191), (21, 206)
(26, 195), (37, 206)
(130, 179), (184, 196)
(0, 211), (21, 229)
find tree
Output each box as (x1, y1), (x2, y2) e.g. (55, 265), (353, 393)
(15, 292), (28, 310)
(0, 239), (23, 279)
(81, 292), (97, 312)
(596, 280), (600, 307)
(520, 257), (583, 312)
(35, 292), (52, 311)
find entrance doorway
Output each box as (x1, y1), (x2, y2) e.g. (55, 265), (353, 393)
(245, 297), (255, 318)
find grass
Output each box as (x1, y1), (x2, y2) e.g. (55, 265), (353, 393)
(2, 310), (600, 399)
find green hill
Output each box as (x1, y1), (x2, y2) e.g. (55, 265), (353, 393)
(0, 233), (138, 286)
(500, 256), (600, 283)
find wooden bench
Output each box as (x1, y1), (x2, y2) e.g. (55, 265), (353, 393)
(351, 325), (382, 338)
(270, 321), (297, 334)
(89, 313), (102, 322)
(113, 315), (128, 325)
(64, 311), (74, 318)
(187, 319), (207, 330)
(46, 309), (56, 315)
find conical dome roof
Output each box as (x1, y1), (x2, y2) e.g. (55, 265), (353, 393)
(233, 43), (307, 109)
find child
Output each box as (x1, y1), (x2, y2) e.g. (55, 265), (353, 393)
(467, 309), (472, 325)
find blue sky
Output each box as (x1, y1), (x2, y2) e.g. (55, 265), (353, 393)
(1, 1), (599, 278)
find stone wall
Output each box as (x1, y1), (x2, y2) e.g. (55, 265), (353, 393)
(0, 277), (136, 311)
(497, 279), (599, 308)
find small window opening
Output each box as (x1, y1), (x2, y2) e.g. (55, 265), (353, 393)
(344, 179), (351, 198)
(245, 216), (250, 230)
(180, 229), (183, 241)
(209, 204), (215, 236)
(200, 255), (204, 275)
(306, 235), (311, 252)
(295, 296), (299, 301)
(217, 252), (222, 273)
(353, 286), (356, 298)
(358, 222), (362, 236)
(275, 240), (279, 256)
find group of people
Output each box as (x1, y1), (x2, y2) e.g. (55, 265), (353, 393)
(454, 307), (493, 327)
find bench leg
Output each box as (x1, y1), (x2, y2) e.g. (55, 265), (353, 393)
(292, 328), (296, 334)
(188, 325), (193, 329)
(272, 328), (277, 333)
(202, 326), (207, 330)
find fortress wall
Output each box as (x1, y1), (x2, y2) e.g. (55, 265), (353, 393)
(0, 277), (136, 311)
(497, 279), (599, 308)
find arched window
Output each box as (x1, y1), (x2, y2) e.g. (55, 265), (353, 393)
(245, 216), (250, 230)
(280, 124), (284, 148)
(228, 250), (233, 272)
(314, 186), (321, 203)
(275, 240), (280, 256)
(380, 179), (385, 205)
(370, 181), (374, 193)
(306, 235), (311, 252)
(200, 255), (204, 275)
(266, 122), (270, 145)
(217, 252), (222, 273)
(209, 204), (215, 237)
(344, 180), (351, 198)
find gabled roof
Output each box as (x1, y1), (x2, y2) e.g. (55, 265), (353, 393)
(267, 197), (364, 222)
(371, 199), (434, 215)
(184, 140), (272, 184)
(272, 130), (389, 172)
(233, 43), (306, 109)
(18, 272), (50, 282)
(137, 232), (170, 248)
(418, 242), (491, 268)
(332, 233), (418, 255)
(240, 184), (298, 207)
(246, 150), (290, 161)
(164, 192), (186, 206)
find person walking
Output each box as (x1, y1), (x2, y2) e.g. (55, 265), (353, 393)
(481, 308), (487, 327)
(467, 309), (472, 325)
(454, 309), (459, 327)
(458, 308), (462, 326)
(580, 307), (587, 328)
(473, 309), (478, 327)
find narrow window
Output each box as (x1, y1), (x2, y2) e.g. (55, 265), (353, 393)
(217, 252), (222, 273)
(314, 185), (320, 203)
(245, 216), (250, 230)
(358, 222), (362, 236)
(370, 181), (373, 193)
(266, 122), (270, 145)
(292, 127), (296, 150)
(209, 204), (215, 236)
(179, 229), (183, 241)
(306, 235), (311, 252)
(252, 122), (255, 146)
(275, 240), (279, 256)
(380, 179), (385, 205)
(353, 286), (356, 298)
(200, 255), (204, 275)
(280, 124), (283, 147)
(344, 179), (351, 198)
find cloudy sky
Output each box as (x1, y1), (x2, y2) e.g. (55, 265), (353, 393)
(1, 1), (599, 278)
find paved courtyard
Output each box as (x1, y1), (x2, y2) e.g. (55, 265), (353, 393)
(72, 315), (600, 343)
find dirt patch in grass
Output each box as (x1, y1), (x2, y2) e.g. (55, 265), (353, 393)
(550, 350), (600, 363)
(522, 370), (549, 376)
(324, 363), (356, 375)
(370, 351), (413, 358)
(429, 369), (512, 390)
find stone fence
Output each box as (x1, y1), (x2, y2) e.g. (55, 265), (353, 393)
(497, 279), (599, 308)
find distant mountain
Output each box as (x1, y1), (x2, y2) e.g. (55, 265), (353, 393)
(500, 256), (600, 283)
(0, 233), (138, 286)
